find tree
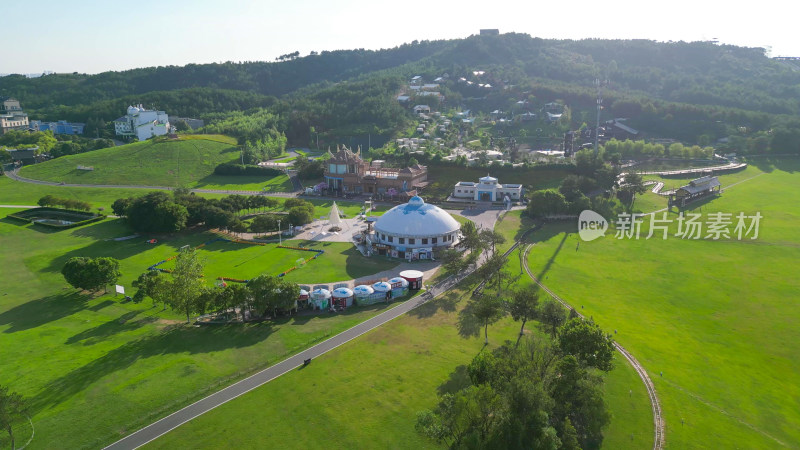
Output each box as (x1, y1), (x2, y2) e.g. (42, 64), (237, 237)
(526, 189), (568, 218)
(164, 248), (206, 322)
(123, 191), (188, 233)
(287, 206), (313, 226)
(441, 248), (468, 275)
(559, 318), (615, 371)
(111, 197), (132, 216)
(132, 270), (168, 306)
(618, 172), (647, 212)
(0, 385), (29, 450)
(459, 220), (482, 255)
(173, 119), (190, 132)
(478, 229), (505, 255)
(538, 297), (566, 338)
(247, 274), (298, 318)
(508, 287), (539, 346)
(61, 256), (120, 292)
(471, 296), (504, 345)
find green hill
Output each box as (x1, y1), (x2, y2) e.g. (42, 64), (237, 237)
(18, 135), (293, 191)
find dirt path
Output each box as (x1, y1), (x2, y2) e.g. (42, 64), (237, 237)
(522, 243), (665, 450)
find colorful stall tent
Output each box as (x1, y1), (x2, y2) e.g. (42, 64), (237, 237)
(372, 281), (395, 301)
(332, 287), (354, 309)
(354, 284), (385, 305)
(388, 276), (410, 298)
(310, 288), (331, 310)
(298, 288), (310, 309)
(399, 269), (424, 290)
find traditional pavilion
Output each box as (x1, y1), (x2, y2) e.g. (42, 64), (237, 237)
(669, 176), (722, 207)
(324, 146), (428, 195)
(369, 196), (460, 260)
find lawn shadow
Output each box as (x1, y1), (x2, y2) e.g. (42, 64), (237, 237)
(88, 299), (115, 311)
(68, 217), (132, 239)
(42, 237), (154, 274)
(437, 364), (471, 396)
(0, 291), (88, 333)
(456, 299), (481, 339)
(32, 322), (277, 413)
(65, 310), (158, 345)
(408, 291), (459, 319)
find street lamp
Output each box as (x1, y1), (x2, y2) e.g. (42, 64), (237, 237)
(278, 219), (281, 245)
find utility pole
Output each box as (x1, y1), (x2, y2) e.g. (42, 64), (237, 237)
(594, 78), (606, 158)
(278, 219), (282, 245)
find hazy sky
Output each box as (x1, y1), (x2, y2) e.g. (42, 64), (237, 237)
(1, 0), (795, 74)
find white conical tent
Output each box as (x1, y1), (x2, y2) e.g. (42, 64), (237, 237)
(329, 202), (342, 227)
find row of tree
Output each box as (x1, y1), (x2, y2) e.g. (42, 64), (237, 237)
(132, 249), (299, 322)
(37, 195), (92, 211)
(111, 190), (316, 234)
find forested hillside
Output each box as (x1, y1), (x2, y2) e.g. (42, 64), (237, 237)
(2, 33), (799, 152)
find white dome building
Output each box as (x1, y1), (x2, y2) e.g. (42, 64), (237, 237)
(372, 196), (460, 259)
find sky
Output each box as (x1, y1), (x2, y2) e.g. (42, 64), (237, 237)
(1, 0), (796, 75)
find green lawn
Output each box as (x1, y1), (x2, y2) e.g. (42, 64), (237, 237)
(147, 281), (651, 449)
(17, 135), (294, 192)
(519, 158), (800, 448)
(155, 238), (398, 284)
(0, 213), (406, 449)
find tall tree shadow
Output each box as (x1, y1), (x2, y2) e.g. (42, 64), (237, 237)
(408, 291), (459, 319)
(456, 300), (481, 339)
(32, 323), (277, 413)
(437, 364), (472, 396)
(0, 291), (88, 333)
(64, 310), (157, 345)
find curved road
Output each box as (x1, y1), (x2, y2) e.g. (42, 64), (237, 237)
(522, 243), (665, 450)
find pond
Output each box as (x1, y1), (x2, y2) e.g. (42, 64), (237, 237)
(34, 218), (75, 225)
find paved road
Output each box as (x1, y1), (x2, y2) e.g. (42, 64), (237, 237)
(105, 267), (475, 449)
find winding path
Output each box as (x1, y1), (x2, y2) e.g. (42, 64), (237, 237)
(522, 243), (665, 450)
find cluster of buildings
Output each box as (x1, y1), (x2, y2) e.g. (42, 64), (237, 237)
(31, 120), (85, 135)
(114, 105), (171, 141)
(323, 146), (428, 196)
(0, 97), (29, 135)
(564, 118), (640, 155)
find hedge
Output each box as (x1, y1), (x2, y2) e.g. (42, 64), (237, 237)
(7, 207), (105, 229)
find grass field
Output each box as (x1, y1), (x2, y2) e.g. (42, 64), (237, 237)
(517, 158), (800, 448)
(17, 135), (294, 192)
(155, 238), (398, 284)
(147, 279), (652, 449)
(0, 212), (407, 449)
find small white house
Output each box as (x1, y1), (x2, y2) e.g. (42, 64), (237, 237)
(453, 174), (523, 202)
(114, 104), (170, 141)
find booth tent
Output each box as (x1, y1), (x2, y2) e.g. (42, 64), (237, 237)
(399, 269), (424, 290)
(310, 288), (331, 310)
(298, 289), (310, 309)
(388, 276), (410, 298)
(354, 284), (384, 305)
(332, 287), (354, 309)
